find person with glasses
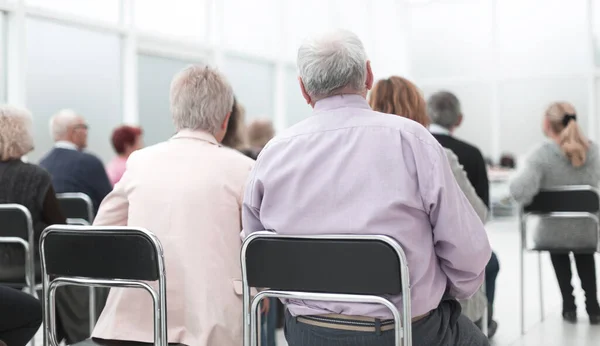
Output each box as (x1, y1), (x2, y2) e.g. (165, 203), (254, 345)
(39, 109), (112, 212)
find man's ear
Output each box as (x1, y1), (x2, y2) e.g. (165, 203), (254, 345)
(456, 114), (463, 128)
(365, 61), (374, 91)
(221, 112), (231, 130)
(299, 77), (312, 106)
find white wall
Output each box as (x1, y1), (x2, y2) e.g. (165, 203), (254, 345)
(1, 0), (599, 163)
(408, 0), (598, 161)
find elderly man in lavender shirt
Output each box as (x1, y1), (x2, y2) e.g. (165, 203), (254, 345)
(241, 30), (491, 346)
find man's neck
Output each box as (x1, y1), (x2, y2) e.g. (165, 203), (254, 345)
(429, 124), (452, 136)
(54, 140), (79, 151)
(310, 89), (366, 107)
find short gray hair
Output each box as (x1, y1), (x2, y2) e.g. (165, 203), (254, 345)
(49, 109), (79, 141)
(0, 105), (34, 160)
(427, 91), (462, 129)
(170, 65), (234, 134)
(297, 30), (368, 99)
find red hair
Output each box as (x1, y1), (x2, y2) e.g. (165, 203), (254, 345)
(111, 126), (142, 155)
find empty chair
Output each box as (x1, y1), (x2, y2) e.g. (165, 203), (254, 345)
(40, 225), (169, 346)
(518, 185), (600, 334)
(56, 192), (102, 333)
(0, 204), (36, 295)
(56, 193), (95, 225)
(241, 231), (412, 346)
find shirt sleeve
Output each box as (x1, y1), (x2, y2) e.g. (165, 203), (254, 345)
(241, 167), (266, 239)
(446, 150), (488, 223)
(425, 145), (492, 299)
(509, 154), (544, 205)
(92, 156), (134, 227)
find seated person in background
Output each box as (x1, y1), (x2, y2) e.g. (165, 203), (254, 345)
(246, 118), (275, 158)
(369, 76), (491, 335)
(0, 285), (42, 346)
(222, 97), (250, 154)
(427, 91), (500, 331)
(510, 102), (600, 324)
(0, 105), (93, 344)
(221, 99), (279, 346)
(242, 30), (491, 346)
(106, 125), (143, 186)
(39, 109), (112, 212)
(91, 65), (255, 345)
(499, 154), (516, 169)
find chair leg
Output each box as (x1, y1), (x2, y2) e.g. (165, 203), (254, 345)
(538, 253), (544, 322)
(481, 278), (488, 337)
(520, 243), (525, 334)
(89, 287), (96, 334)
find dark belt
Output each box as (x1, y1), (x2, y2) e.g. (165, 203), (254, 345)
(296, 312), (431, 332)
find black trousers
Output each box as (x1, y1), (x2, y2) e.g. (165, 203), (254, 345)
(550, 253), (600, 314)
(0, 286), (42, 346)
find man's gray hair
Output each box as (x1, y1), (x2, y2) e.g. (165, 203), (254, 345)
(297, 30), (368, 99)
(427, 91), (462, 129)
(170, 65), (234, 134)
(49, 109), (79, 141)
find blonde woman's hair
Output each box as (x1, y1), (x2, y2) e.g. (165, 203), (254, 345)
(0, 105), (35, 161)
(545, 102), (589, 167)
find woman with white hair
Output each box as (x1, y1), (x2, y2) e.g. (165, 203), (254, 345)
(0, 105), (66, 344)
(90, 65), (255, 346)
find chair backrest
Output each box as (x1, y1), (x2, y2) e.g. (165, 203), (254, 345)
(243, 232), (405, 295)
(41, 226), (162, 281)
(0, 203), (33, 239)
(56, 193), (94, 224)
(524, 185), (600, 214)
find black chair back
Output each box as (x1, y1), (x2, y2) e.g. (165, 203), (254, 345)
(0, 204), (33, 239)
(56, 193), (94, 223)
(42, 227), (160, 281)
(245, 236), (402, 295)
(524, 187), (600, 214)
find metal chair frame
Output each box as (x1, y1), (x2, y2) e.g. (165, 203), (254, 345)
(518, 185), (600, 334)
(0, 203), (36, 297)
(241, 232), (412, 346)
(55, 193), (97, 332)
(40, 226), (168, 346)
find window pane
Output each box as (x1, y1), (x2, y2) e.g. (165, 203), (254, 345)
(138, 55), (191, 146)
(332, 0), (372, 53)
(26, 0), (120, 24)
(408, 0), (492, 79)
(284, 0), (334, 61)
(223, 0), (278, 57)
(26, 19), (122, 162)
(0, 13), (5, 102)
(422, 83), (494, 157)
(497, 0), (588, 75)
(135, 0), (207, 41)
(284, 66), (311, 126)
(593, 0), (600, 67)
(498, 77), (589, 156)
(222, 55), (275, 120)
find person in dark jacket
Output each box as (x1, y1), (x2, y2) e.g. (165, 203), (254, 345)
(0, 105), (100, 344)
(427, 91), (500, 337)
(39, 109), (112, 212)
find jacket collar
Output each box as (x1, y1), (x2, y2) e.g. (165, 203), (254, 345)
(171, 129), (219, 146)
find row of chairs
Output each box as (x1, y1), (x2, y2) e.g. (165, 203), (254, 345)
(1, 186), (599, 345)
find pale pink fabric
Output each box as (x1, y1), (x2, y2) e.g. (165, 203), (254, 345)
(105, 156), (127, 186)
(92, 130), (254, 346)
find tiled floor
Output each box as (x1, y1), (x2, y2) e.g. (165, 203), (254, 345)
(33, 216), (600, 345)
